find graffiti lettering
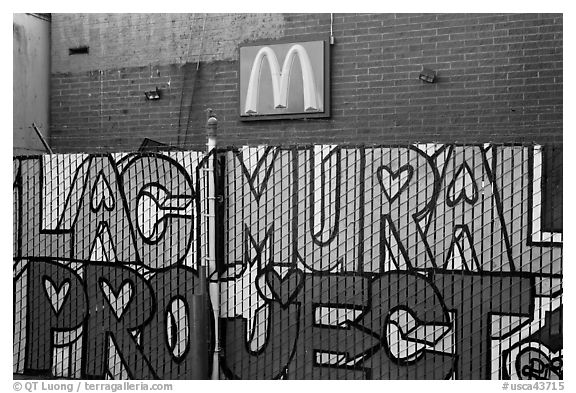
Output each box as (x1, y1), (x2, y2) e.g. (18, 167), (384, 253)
(13, 144), (562, 379)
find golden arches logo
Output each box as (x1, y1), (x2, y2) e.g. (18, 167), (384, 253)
(244, 44), (322, 115)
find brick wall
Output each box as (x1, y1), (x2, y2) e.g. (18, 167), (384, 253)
(49, 13), (563, 153)
(51, 13), (286, 72)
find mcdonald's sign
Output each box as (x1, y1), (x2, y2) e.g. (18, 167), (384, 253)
(239, 38), (330, 120)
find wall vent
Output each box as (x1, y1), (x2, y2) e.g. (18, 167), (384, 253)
(69, 46), (89, 55)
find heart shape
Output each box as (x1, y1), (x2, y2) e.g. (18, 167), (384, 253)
(99, 279), (134, 320)
(263, 268), (304, 307)
(377, 164), (414, 203)
(446, 163), (478, 207)
(43, 277), (70, 315)
(90, 171), (115, 212)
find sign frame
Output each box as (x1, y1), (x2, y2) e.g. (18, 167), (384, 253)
(238, 36), (331, 121)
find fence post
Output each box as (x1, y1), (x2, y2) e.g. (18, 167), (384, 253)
(205, 109), (220, 380)
(188, 265), (209, 378)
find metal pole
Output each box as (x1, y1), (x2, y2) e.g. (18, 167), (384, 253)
(31, 122), (53, 154)
(189, 265), (209, 378)
(205, 109), (220, 380)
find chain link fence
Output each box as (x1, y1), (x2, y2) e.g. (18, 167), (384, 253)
(13, 143), (562, 380)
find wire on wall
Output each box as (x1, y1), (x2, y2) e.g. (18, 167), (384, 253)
(99, 70), (103, 134)
(182, 14), (208, 148)
(177, 14), (202, 147)
(197, 14), (207, 71)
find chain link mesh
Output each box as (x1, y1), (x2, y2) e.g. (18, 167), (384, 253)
(13, 143), (562, 380)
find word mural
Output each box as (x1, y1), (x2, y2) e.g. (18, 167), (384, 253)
(219, 144), (562, 380)
(13, 152), (211, 379)
(13, 144), (562, 380)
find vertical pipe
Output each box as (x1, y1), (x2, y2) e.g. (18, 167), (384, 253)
(190, 265), (208, 378)
(329, 14), (335, 45)
(205, 110), (220, 380)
